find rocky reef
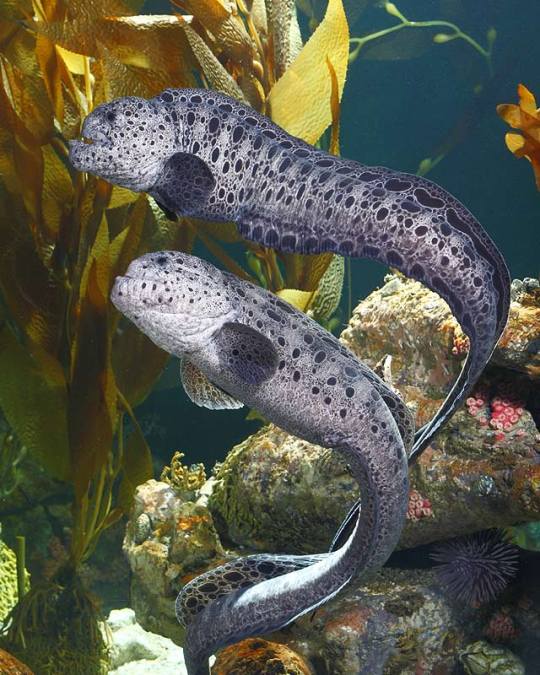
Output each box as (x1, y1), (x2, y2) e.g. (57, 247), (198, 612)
(122, 275), (539, 672)
(123, 477), (227, 644)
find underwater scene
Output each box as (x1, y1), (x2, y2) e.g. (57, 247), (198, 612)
(0, 0), (539, 673)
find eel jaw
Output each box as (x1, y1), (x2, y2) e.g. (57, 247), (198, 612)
(68, 115), (114, 172)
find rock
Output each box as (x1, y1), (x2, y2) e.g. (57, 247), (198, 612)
(340, 274), (540, 426)
(208, 402), (539, 552)
(209, 425), (353, 554)
(0, 649), (34, 675)
(123, 479), (227, 643)
(105, 608), (187, 674)
(497, 278), (540, 378)
(208, 275), (540, 553)
(341, 275), (463, 427)
(459, 640), (525, 675)
(213, 638), (313, 674)
(269, 567), (483, 675)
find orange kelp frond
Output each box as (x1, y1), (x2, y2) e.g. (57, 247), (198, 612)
(497, 84), (540, 190)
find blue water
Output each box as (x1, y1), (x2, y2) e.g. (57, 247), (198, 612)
(341, 1), (539, 296)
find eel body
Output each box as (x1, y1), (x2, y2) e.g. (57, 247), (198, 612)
(111, 251), (410, 675)
(69, 88), (510, 460)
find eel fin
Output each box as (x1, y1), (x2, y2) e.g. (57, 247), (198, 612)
(328, 500), (360, 553)
(154, 200), (177, 221)
(151, 151), (216, 216)
(180, 357), (243, 410)
(216, 322), (278, 385)
(176, 553), (326, 627)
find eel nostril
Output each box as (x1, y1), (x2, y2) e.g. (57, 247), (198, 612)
(107, 112), (116, 122)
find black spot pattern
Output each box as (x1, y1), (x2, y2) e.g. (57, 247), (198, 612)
(139, 88), (509, 460)
(175, 553), (325, 627)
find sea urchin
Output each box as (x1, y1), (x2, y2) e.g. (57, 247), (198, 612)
(431, 530), (519, 606)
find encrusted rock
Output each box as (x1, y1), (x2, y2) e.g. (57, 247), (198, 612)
(496, 278), (540, 378)
(0, 649), (34, 674)
(340, 274), (540, 424)
(270, 568), (482, 675)
(123, 480), (226, 643)
(208, 402), (539, 552)
(459, 640), (525, 675)
(209, 425), (352, 554)
(213, 638), (313, 674)
(341, 275), (462, 427)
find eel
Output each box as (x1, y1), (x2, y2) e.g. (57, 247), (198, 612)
(69, 87), (511, 460)
(110, 250), (410, 675)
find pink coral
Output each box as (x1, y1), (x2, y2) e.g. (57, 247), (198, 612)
(466, 387), (490, 424)
(484, 609), (519, 642)
(407, 489), (433, 521)
(465, 381), (525, 443)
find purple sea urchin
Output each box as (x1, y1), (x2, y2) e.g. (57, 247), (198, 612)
(431, 530), (519, 606)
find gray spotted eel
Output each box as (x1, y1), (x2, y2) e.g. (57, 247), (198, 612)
(110, 250), (411, 675)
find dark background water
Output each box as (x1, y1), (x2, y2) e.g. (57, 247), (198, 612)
(341, 0), (540, 295)
(140, 0), (540, 472)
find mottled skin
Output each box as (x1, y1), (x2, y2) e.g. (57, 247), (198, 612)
(111, 251), (409, 675)
(69, 88), (510, 461)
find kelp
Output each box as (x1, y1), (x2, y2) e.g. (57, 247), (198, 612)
(0, 4), (186, 668)
(497, 83), (540, 191)
(0, 2), (350, 667)
(348, 2), (494, 69)
(0, 412), (27, 500)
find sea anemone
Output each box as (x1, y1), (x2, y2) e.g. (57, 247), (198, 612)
(431, 530), (519, 606)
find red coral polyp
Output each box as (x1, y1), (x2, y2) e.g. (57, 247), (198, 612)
(466, 381), (525, 442)
(407, 489), (433, 521)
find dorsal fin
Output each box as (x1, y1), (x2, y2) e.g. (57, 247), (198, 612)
(176, 553), (326, 627)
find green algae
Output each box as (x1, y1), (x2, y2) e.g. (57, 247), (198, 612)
(0, 532), (30, 624)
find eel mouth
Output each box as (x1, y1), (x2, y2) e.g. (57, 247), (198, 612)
(70, 113), (113, 155)
(70, 129), (111, 150)
(68, 118), (113, 171)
